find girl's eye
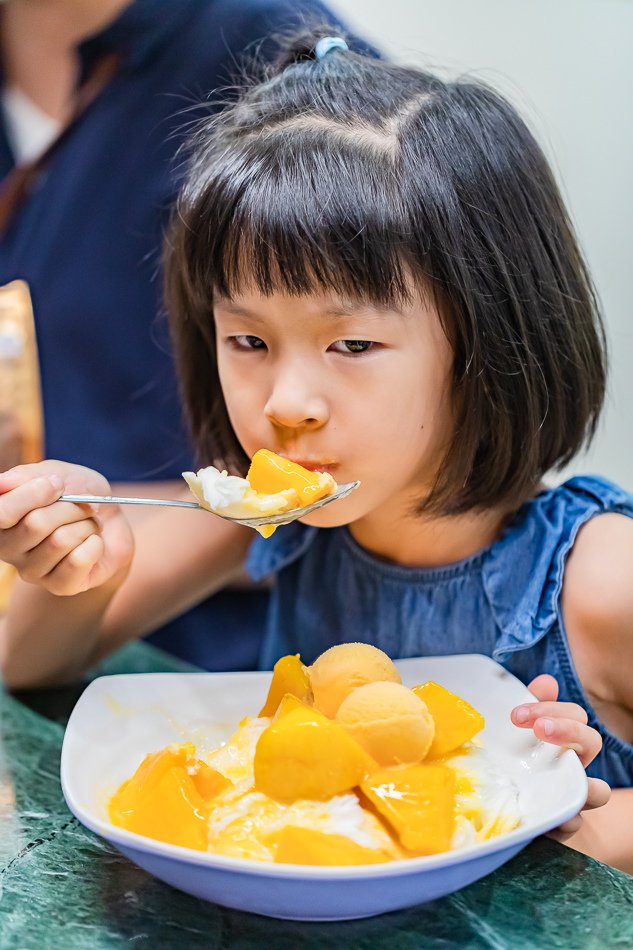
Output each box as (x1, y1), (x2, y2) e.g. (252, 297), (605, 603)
(231, 335), (267, 350)
(330, 339), (375, 354)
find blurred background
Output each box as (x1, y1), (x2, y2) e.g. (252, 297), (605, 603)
(0, 0), (630, 655)
(332, 0), (633, 486)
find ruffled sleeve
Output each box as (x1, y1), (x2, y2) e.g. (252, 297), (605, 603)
(485, 476), (633, 661)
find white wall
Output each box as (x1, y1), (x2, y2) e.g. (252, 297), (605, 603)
(331, 0), (633, 487)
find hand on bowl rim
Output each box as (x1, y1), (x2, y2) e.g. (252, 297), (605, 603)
(511, 673), (610, 840)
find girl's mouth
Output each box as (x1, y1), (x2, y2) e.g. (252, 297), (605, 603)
(285, 458), (338, 476)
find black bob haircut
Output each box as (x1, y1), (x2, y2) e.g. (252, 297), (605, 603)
(166, 29), (607, 516)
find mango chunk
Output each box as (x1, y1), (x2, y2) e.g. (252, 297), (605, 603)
(257, 524), (277, 539)
(269, 826), (391, 865)
(259, 653), (313, 717)
(191, 762), (233, 800)
(360, 763), (456, 854)
(412, 681), (485, 757)
(247, 449), (335, 507)
(254, 705), (373, 802)
(274, 692), (311, 719)
(108, 744), (230, 851)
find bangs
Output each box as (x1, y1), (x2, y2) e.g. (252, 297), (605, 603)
(183, 124), (424, 308)
(168, 44), (606, 513)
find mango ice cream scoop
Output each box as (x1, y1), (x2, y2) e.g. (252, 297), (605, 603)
(309, 642), (402, 718)
(335, 681), (435, 766)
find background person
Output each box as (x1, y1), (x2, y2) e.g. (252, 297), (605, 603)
(0, 0), (363, 669)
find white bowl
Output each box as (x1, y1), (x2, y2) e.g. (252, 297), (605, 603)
(61, 654), (587, 921)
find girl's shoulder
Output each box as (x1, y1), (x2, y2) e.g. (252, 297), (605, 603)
(517, 473), (633, 523)
(484, 473), (633, 645)
(497, 473), (633, 562)
(557, 482), (633, 727)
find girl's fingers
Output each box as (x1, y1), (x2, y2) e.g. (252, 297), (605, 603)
(0, 463), (60, 491)
(546, 778), (610, 843)
(513, 681), (603, 766)
(511, 701), (588, 727)
(1, 500), (100, 568)
(526, 674), (559, 703)
(18, 518), (101, 584)
(532, 716), (602, 767)
(18, 502), (100, 554)
(42, 533), (106, 596)
(0, 476), (63, 531)
(584, 777), (610, 811)
(547, 815), (583, 842)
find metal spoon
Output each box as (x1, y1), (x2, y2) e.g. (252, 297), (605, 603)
(59, 480), (360, 529)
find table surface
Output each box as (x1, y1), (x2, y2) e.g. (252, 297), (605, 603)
(1, 642), (632, 950)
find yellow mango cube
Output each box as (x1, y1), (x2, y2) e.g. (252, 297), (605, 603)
(412, 681), (485, 757)
(258, 653), (313, 717)
(254, 705), (373, 802)
(360, 763), (456, 854)
(269, 826), (391, 865)
(108, 744), (230, 851)
(274, 693), (311, 719)
(247, 449), (335, 507)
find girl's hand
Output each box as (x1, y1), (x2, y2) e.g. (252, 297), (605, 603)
(511, 673), (611, 840)
(0, 462), (134, 596)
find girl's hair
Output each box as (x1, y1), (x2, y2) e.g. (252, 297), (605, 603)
(166, 30), (607, 515)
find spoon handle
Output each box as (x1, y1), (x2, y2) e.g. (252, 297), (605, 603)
(59, 494), (201, 509)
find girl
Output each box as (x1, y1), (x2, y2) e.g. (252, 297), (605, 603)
(0, 33), (630, 868)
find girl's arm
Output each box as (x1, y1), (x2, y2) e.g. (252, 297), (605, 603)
(516, 513), (633, 874)
(561, 512), (633, 745)
(0, 463), (251, 688)
(511, 675), (633, 873)
(565, 788), (633, 874)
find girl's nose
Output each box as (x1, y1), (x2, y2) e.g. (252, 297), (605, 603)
(264, 369), (329, 431)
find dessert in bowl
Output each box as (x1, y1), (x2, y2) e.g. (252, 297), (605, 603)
(61, 651), (587, 920)
(107, 645), (520, 864)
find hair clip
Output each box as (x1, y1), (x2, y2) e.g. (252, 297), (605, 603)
(314, 37), (349, 60)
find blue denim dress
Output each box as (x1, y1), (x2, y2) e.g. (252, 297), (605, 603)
(247, 475), (633, 787)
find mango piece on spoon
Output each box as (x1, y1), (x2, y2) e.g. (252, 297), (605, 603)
(247, 450), (336, 506)
(183, 449), (337, 539)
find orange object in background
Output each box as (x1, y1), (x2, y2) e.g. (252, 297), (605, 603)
(361, 763), (456, 855)
(0, 281), (43, 613)
(247, 449), (335, 507)
(108, 744), (231, 850)
(258, 653), (313, 717)
(412, 681), (485, 757)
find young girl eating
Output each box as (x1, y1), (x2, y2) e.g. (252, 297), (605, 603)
(0, 33), (630, 868)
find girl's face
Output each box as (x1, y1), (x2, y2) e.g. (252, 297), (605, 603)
(213, 289), (455, 532)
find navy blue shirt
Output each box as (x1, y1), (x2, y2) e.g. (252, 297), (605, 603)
(0, 0), (358, 670)
(0, 0), (348, 479)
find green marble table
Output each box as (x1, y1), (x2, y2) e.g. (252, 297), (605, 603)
(1, 642), (632, 950)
